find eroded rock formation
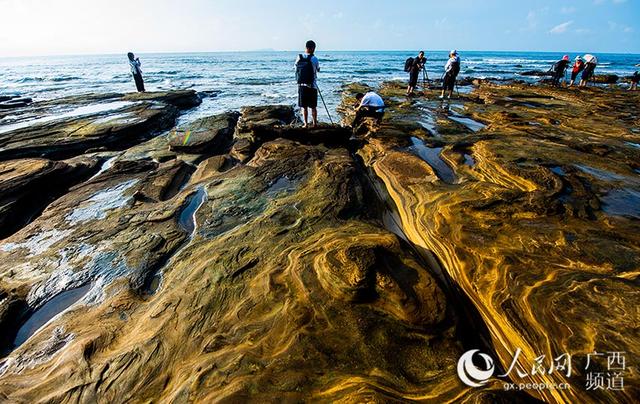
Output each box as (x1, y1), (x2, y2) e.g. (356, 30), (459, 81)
(0, 83), (638, 403)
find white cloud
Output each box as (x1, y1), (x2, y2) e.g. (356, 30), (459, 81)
(550, 21), (574, 34)
(608, 20), (634, 33)
(560, 6), (576, 14)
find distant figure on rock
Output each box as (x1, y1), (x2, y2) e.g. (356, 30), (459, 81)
(579, 54), (598, 87)
(551, 55), (570, 87)
(569, 56), (585, 87)
(128, 52), (145, 92)
(405, 51), (426, 96)
(630, 64), (639, 91)
(294, 40), (320, 128)
(440, 50), (460, 99)
(353, 91), (385, 126)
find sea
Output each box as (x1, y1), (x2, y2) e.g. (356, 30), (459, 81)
(1, 51), (639, 125)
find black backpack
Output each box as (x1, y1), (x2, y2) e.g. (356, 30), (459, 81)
(296, 54), (315, 85)
(451, 60), (461, 76)
(404, 57), (414, 72)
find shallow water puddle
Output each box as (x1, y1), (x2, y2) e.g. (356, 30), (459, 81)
(415, 105), (440, 137)
(449, 115), (486, 132)
(13, 284), (91, 348)
(87, 156), (119, 181)
(178, 187), (207, 234)
(601, 188), (640, 219)
(0, 101), (135, 134)
(66, 179), (138, 223)
(408, 137), (457, 184)
(575, 165), (626, 182)
(463, 153), (476, 167)
(266, 176), (297, 196)
(625, 141), (640, 150)
(550, 166), (566, 176)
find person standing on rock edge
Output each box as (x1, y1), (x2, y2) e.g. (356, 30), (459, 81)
(569, 56), (585, 87)
(128, 52), (145, 92)
(579, 54), (598, 88)
(630, 64), (639, 91)
(295, 40), (320, 128)
(551, 55), (570, 87)
(440, 50), (460, 99)
(406, 51), (426, 96)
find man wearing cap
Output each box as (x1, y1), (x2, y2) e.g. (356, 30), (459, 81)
(440, 50), (461, 99)
(579, 54), (598, 87)
(551, 55), (570, 87)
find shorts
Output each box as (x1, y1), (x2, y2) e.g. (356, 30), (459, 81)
(443, 73), (457, 91)
(298, 86), (317, 108)
(582, 63), (596, 81)
(409, 70), (420, 87)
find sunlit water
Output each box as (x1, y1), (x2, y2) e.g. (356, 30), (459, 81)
(1, 51), (638, 125)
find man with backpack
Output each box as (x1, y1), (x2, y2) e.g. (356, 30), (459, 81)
(406, 51), (426, 96)
(440, 50), (460, 99)
(294, 40), (320, 128)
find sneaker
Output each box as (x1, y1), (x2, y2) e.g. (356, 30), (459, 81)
(439, 95), (444, 99)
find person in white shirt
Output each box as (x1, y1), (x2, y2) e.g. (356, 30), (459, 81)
(579, 54), (598, 87)
(353, 92), (385, 126)
(127, 52), (145, 92)
(294, 40), (320, 127)
(440, 50), (461, 99)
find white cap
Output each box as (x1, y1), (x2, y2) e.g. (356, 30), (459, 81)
(451, 49), (458, 55)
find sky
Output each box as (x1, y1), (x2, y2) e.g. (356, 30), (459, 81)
(0, 0), (638, 57)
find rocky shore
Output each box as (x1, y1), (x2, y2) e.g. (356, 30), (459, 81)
(0, 82), (638, 403)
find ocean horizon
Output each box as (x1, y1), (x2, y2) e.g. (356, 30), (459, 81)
(2, 50), (639, 126)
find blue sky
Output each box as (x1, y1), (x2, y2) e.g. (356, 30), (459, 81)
(0, 0), (638, 56)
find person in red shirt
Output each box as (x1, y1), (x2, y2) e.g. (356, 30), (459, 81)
(569, 56), (585, 87)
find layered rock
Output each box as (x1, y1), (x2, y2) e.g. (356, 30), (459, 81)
(0, 157), (99, 239)
(348, 81), (640, 403)
(0, 98), (538, 402)
(0, 90), (200, 161)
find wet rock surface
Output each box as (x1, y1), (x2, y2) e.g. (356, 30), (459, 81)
(0, 90), (200, 161)
(346, 81), (640, 403)
(0, 83), (638, 403)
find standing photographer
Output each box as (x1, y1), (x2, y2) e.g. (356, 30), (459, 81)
(128, 52), (145, 92)
(406, 51), (426, 96)
(440, 50), (460, 99)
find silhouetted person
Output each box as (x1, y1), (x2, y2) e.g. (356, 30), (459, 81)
(551, 55), (570, 87)
(407, 51), (426, 96)
(630, 64), (639, 91)
(579, 54), (598, 87)
(128, 52), (145, 92)
(294, 40), (320, 127)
